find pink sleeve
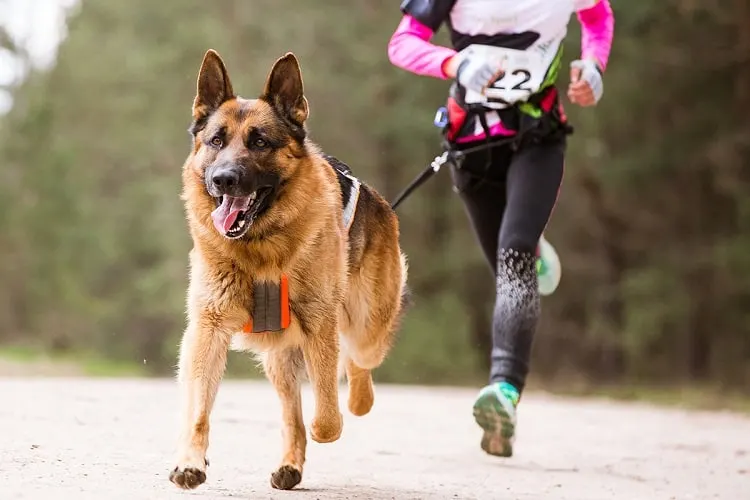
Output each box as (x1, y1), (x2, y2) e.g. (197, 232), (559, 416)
(577, 0), (614, 71)
(387, 15), (457, 80)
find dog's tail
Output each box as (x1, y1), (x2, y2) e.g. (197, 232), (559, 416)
(390, 250), (412, 338)
(398, 251), (412, 313)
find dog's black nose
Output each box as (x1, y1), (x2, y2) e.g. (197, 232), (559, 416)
(211, 168), (240, 192)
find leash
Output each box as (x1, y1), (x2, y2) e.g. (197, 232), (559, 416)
(390, 150), (451, 210)
(389, 110), (516, 211)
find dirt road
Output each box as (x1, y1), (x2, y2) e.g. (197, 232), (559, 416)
(2, 377), (748, 500)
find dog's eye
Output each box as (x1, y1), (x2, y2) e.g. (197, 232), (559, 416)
(252, 138), (268, 149)
(210, 136), (223, 148)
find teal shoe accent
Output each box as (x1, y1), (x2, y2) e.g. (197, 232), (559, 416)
(472, 382), (518, 457)
(498, 381), (520, 406)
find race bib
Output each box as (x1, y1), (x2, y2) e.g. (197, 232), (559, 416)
(459, 44), (550, 109)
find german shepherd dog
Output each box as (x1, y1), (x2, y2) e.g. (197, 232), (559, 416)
(168, 49), (408, 491)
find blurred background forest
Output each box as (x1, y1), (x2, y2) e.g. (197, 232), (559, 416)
(0, 0), (748, 397)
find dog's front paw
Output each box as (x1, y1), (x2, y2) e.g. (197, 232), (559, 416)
(310, 412), (343, 443)
(169, 456), (208, 490)
(270, 464), (303, 490)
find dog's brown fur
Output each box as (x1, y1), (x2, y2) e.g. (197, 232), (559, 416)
(169, 49), (408, 491)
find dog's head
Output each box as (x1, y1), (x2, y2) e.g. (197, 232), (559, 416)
(185, 49), (310, 240)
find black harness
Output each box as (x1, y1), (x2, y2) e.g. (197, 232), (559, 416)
(323, 154), (361, 231)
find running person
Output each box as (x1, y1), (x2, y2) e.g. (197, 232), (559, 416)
(387, 0), (614, 457)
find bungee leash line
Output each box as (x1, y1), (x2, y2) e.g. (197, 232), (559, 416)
(390, 106), (516, 211)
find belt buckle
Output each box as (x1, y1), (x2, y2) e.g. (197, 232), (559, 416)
(433, 106), (449, 129)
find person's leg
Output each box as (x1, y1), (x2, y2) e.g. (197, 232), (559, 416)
(473, 136), (566, 457)
(447, 146), (513, 276)
(491, 137), (565, 390)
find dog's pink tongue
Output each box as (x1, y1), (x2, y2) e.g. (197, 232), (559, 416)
(211, 196), (251, 235)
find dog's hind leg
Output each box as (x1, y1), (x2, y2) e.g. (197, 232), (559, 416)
(339, 251), (407, 417)
(262, 347), (307, 490)
(344, 355), (374, 416)
(344, 251), (408, 371)
(337, 335), (374, 416)
(170, 318), (231, 490)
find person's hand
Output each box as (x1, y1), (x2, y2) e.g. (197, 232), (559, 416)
(442, 53), (504, 95)
(568, 59), (603, 107)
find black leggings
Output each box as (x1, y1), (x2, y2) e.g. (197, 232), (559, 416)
(449, 135), (565, 393)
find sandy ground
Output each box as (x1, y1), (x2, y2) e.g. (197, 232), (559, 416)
(1, 377), (749, 500)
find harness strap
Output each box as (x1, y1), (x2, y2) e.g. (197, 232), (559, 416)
(341, 173), (361, 231)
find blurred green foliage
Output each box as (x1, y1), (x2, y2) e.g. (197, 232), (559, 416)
(0, 0), (747, 391)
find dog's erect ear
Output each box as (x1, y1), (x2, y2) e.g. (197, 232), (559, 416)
(262, 52), (309, 125)
(193, 49), (234, 118)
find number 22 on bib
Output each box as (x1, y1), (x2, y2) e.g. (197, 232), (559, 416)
(460, 44), (550, 109)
